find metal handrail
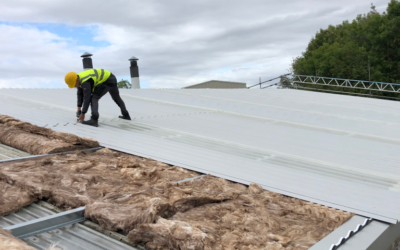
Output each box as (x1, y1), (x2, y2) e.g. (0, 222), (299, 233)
(294, 75), (400, 86)
(248, 74), (291, 89)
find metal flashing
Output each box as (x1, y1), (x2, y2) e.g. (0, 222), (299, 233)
(309, 217), (400, 250)
(329, 218), (373, 250)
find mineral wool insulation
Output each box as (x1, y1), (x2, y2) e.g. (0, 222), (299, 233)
(0, 228), (62, 250)
(0, 149), (353, 250)
(0, 181), (37, 216)
(0, 115), (99, 154)
(129, 183), (352, 250)
(0, 228), (36, 250)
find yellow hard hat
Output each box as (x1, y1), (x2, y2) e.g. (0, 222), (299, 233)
(65, 72), (77, 88)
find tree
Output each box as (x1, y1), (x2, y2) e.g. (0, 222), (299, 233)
(292, 0), (400, 84)
(117, 79), (132, 89)
(278, 75), (293, 89)
(369, 3), (378, 15)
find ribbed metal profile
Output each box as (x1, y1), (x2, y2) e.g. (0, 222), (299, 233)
(0, 203), (138, 250)
(329, 218), (373, 250)
(2, 88), (400, 223)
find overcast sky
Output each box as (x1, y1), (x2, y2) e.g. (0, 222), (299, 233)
(0, 0), (390, 89)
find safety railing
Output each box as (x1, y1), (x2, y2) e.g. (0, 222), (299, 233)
(292, 75), (400, 94)
(247, 74), (291, 89)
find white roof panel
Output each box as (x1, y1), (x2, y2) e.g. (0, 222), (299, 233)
(1, 88), (400, 223)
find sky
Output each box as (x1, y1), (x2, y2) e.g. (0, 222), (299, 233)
(0, 0), (391, 89)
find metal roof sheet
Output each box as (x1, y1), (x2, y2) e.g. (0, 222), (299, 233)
(1, 88), (400, 223)
(0, 203), (137, 250)
(310, 215), (400, 250)
(0, 143), (30, 160)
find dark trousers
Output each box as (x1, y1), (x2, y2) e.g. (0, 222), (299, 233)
(90, 74), (129, 120)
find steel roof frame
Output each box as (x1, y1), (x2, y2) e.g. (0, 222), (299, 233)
(3, 207), (85, 239)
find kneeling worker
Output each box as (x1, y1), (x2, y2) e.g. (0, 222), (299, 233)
(65, 69), (131, 127)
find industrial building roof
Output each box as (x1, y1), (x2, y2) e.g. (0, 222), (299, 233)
(1, 88), (400, 223)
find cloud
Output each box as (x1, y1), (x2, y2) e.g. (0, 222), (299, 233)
(0, 23), (95, 88)
(0, 0), (391, 88)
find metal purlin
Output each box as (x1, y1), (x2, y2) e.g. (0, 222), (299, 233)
(3, 207), (86, 239)
(329, 218), (373, 250)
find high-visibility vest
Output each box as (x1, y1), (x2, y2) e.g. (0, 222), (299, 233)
(77, 69), (111, 91)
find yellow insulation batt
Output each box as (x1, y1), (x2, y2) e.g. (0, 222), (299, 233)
(0, 228), (36, 250)
(0, 146), (354, 249)
(85, 174), (246, 232)
(0, 181), (37, 216)
(128, 183), (354, 250)
(0, 148), (199, 209)
(0, 115), (99, 154)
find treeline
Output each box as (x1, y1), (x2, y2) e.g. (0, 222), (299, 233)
(290, 0), (400, 99)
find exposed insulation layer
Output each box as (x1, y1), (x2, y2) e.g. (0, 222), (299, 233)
(0, 146), (354, 249)
(0, 181), (37, 216)
(128, 183), (354, 250)
(0, 228), (36, 250)
(85, 175), (246, 232)
(0, 115), (99, 154)
(0, 148), (198, 210)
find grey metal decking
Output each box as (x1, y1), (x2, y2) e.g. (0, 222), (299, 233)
(0, 142), (30, 160)
(0, 203), (138, 250)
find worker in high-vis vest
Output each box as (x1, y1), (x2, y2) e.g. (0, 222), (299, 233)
(64, 69), (131, 127)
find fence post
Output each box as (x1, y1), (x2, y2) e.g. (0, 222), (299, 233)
(368, 60), (372, 96)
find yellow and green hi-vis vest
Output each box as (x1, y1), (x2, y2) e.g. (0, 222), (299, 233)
(77, 69), (111, 91)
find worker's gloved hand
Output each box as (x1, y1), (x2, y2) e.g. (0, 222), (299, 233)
(78, 113), (85, 122)
(76, 110), (82, 118)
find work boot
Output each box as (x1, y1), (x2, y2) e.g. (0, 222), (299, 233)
(119, 114), (131, 120)
(81, 119), (99, 127)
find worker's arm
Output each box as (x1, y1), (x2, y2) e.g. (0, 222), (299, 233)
(81, 79), (93, 114)
(77, 86), (83, 108)
(77, 87), (83, 116)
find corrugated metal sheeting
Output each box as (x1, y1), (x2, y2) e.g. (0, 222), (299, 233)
(0, 203), (137, 250)
(0, 143), (30, 160)
(1, 88), (400, 223)
(311, 215), (400, 250)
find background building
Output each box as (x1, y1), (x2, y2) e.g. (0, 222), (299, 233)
(182, 80), (246, 89)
